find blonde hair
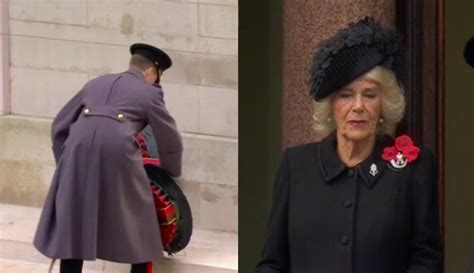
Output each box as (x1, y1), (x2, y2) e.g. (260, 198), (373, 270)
(312, 66), (406, 136)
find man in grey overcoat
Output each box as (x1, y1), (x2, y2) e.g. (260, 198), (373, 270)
(33, 43), (183, 273)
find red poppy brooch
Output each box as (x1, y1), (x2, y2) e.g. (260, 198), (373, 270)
(382, 135), (419, 170)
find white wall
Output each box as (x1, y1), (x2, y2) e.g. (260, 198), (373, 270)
(8, 0), (238, 138)
(0, 0), (10, 115)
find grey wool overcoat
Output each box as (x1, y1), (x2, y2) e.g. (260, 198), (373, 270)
(33, 68), (183, 263)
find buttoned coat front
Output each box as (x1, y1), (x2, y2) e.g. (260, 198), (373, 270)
(33, 68), (183, 263)
(256, 134), (442, 273)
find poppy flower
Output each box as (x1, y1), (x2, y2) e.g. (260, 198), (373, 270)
(382, 146), (398, 161)
(395, 135), (414, 151)
(402, 145), (420, 163)
(382, 135), (420, 165)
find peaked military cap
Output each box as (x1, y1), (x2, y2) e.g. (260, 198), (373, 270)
(309, 17), (405, 101)
(130, 43), (172, 71)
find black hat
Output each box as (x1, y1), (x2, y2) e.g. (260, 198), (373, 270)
(464, 36), (474, 68)
(309, 17), (405, 101)
(130, 43), (172, 71)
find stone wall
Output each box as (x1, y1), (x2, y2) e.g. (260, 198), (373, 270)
(0, 0), (238, 232)
(281, 0), (395, 147)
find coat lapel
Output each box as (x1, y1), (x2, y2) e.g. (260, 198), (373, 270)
(319, 134), (346, 184)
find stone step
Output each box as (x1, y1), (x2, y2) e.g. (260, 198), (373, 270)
(0, 203), (237, 273)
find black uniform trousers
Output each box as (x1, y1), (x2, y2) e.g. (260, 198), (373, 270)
(60, 259), (152, 273)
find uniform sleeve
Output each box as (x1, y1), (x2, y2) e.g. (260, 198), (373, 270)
(255, 149), (291, 273)
(146, 88), (183, 177)
(51, 90), (84, 163)
(406, 148), (443, 273)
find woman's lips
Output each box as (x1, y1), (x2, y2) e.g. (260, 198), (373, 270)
(348, 120), (367, 127)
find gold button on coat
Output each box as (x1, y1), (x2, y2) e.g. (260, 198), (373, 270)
(83, 108), (90, 114)
(117, 113), (124, 119)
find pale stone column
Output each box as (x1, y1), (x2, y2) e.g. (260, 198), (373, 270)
(282, 0), (395, 147)
(0, 0), (10, 115)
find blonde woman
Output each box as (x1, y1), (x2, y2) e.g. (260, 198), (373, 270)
(256, 18), (442, 273)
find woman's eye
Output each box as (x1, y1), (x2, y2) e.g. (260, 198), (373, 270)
(364, 91), (378, 98)
(365, 93), (377, 98)
(338, 92), (352, 98)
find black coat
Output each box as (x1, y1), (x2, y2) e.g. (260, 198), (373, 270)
(256, 134), (442, 273)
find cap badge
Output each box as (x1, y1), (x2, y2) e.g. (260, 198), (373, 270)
(390, 152), (408, 169)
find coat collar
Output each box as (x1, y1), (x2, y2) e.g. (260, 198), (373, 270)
(125, 68), (145, 79)
(319, 133), (392, 189)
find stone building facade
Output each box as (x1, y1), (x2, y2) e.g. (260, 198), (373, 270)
(0, 0), (238, 233)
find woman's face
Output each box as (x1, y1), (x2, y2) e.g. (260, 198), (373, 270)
(331, 77), (382, 142)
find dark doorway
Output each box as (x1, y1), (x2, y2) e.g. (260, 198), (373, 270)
(395, 0), (445, 250)
(397, 0), (474, 272)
